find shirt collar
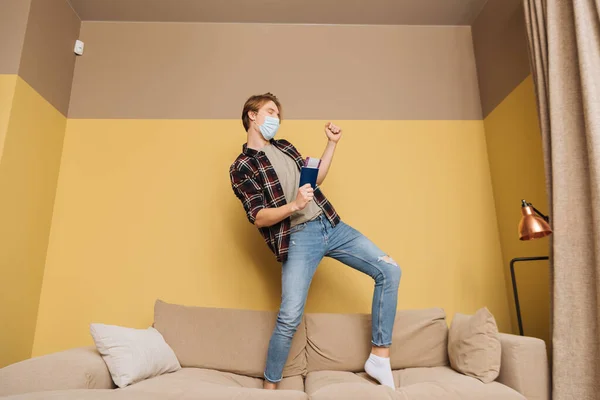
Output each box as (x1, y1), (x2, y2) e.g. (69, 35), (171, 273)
(242, 139), (277, 157)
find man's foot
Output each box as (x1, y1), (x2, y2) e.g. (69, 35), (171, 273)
(364, 353), (395, 390)
(263, 380), (277, 390)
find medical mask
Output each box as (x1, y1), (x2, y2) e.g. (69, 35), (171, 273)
(257, 116), (280, 140)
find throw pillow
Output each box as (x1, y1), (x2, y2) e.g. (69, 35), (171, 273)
(90, 323), (181, 388)
(448, 307), (501, 383)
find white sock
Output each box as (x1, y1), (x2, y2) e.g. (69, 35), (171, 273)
(364, 353), (395, 390)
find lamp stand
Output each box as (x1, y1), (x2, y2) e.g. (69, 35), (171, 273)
(510, 256), (549, 336)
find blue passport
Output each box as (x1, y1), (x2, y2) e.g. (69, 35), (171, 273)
(299, 157), (321, 189)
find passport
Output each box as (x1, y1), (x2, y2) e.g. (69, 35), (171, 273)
(299, 157), (321, 189)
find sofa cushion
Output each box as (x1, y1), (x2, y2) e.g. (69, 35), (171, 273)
(1, 386), (308, 400)
(2, 370), (307, 400)
(395, 366), (525, 400)
(153, 299), (307, 378)
(306, 367), (525, 400)
(305, 308), (448, 372)
(122, 368), (307, 399)
(448, 307), (501, 383)
(309, 381), (398, 400)
(123, 367), (304, 392)
(0, 389), (169, 400)
(305, 371), (398, 400)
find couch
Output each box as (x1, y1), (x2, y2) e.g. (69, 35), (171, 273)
(0, 300), (550, 399)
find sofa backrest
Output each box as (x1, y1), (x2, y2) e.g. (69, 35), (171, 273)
(153, 300), (448, 378)
(305, 308), (449, 372)
(153, 299), (307, 378)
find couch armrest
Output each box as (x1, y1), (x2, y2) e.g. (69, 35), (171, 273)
(497, 333), (550, 400)
(0, 346), (115, 396)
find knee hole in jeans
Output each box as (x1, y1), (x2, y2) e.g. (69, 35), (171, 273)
(377, 255), (402, 283)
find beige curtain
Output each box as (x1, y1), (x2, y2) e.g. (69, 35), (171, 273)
(524, 0), (600, 398)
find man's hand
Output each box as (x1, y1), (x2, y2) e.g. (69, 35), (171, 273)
(291, 184), (314, 212)
(325, 122), (342, 143)
(255, 184), (314, 228)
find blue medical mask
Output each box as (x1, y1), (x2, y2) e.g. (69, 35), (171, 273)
(257, 116), (280, 140)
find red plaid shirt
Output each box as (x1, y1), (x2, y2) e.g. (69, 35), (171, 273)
(229, 139), (341, 262)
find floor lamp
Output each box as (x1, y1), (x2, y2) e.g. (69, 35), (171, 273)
(511, 200), (552, 336)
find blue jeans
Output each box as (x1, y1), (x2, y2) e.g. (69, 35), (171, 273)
(263, 214), (402, 383)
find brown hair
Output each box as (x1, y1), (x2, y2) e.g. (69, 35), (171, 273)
(241, 93), (282, 132)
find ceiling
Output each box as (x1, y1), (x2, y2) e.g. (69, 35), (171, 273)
(67, 0), (490, 26)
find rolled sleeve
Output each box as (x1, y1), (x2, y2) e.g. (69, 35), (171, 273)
(230, 166), (265, 225)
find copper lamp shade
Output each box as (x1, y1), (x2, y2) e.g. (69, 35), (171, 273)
(518, 199), (552, 240)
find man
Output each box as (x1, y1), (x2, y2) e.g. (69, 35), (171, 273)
(229, 93), (402, 390)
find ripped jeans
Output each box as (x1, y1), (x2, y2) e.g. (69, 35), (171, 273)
(264, 214), (402, 383)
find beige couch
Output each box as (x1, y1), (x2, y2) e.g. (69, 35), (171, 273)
(0, 300), (550, 400)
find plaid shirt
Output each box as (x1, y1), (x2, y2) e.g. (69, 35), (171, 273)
(229, 139), (341, 262)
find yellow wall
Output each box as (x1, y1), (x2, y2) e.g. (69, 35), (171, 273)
(483, 75), (550, 345)
(31, 119), (510, 356)
(0, 76), (67, 367)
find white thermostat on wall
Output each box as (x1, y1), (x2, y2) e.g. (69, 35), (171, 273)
(74, 40), (84, 56)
